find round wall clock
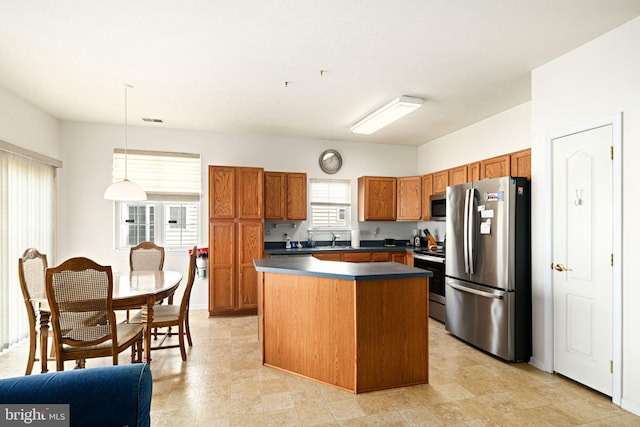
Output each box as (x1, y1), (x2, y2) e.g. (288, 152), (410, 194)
(319, 149), (343, 174)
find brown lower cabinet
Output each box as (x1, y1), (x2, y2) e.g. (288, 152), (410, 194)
(258, 270), (428, 393)
(209, 220), (263, 316)
(313, 251), (408, 265)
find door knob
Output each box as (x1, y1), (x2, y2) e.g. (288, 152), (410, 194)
(552, 263), (572, 272)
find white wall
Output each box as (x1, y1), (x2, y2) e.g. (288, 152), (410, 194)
(417, 102), (531, 174)
(531, 16), (640, 414)
(58, 122), (420, 309)
(416, 101), (532, 243)
(0, 87), (59, 158)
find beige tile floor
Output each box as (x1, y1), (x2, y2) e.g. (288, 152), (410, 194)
(1, 311), (639, 426)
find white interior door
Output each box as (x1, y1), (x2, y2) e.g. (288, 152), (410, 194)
(552, 124), (613, 396)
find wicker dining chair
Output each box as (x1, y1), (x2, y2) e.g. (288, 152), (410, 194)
(128, 241), (167, 325)
(131, 246), (197, 361)
(45, 257), (144, 371)
(18, 248), (50, 375)
(129, 241), (165, 271)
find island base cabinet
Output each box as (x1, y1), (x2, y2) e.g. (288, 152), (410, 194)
(258, 272), (429, 393)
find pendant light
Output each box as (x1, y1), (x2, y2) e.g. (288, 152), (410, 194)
(104, 84), (147, 201)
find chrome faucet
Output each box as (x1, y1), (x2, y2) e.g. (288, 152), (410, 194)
(330, 232), (340, 247)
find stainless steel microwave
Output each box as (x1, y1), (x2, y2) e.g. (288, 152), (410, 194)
(430, 193), (446, 221)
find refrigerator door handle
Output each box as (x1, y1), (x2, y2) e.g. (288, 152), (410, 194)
(448, 281), (504, 300)
(463, 188), (477, 274)
(463, 188), (471, 273)
(468, 188), (477, 274)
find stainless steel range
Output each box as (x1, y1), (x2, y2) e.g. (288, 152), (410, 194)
(412, 250), (445, 322)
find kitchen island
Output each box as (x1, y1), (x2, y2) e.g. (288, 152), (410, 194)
(253, 256), (432, 393)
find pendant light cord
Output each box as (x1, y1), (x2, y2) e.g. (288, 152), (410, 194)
(124, 84), (129, 180)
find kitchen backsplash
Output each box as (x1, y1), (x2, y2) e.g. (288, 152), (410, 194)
(264, 220), (446, 246)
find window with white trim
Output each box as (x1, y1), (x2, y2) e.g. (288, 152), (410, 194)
(111, 149), (201, 250)
(309, 178), (351, 230)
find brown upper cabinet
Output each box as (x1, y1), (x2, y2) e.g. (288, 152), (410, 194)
(210, 166), (263, 219)
(264, 171), (307, 220)
(358, 176), (397, 221)
(209, 165), (236, 219)
(432, 170), (449, 194)
(396, 176), (422, 221)
(238, 167), (264, 219)
(421, 174), (433, 221)
(448, 165), (468, 186)
(511, 149), (531, 179)
(468, 162), (481, 182)
(480, 154), (511, 180)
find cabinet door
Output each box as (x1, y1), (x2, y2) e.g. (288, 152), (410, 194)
(397, 176), (421, 221)
(237, 221), (263, 310)
(287, 173), (307, 220)
(237, 167), (264, 219)
(449, 166), (468, 186)
(313, 253), (342, 261)
(358, 176), (397, 221)
(372, 252), (391, 262)
(209, 220), (235, 313)
(264, 172), (286, 220)
(343, 252), (371, 263)
(481, 155), (511, 179)
(209, 166), (235, 219)
(468, 162), (481, 182)
(432, 171), (448, 194)
(391, 252), (406, 264)
(511, 149), (531, 179)
(421, 174), (433, 220)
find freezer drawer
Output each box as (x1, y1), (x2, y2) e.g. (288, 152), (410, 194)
(445, 278), (515, 361)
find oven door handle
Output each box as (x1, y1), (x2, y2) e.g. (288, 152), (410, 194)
(447, 281), (504, 300)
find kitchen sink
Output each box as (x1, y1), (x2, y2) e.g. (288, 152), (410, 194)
(313, 245), (351, 250)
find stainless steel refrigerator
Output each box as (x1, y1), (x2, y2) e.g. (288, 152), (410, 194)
(445, 176), (531, 362)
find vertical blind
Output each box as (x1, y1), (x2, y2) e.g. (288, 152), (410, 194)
(0, 149), (56, 353)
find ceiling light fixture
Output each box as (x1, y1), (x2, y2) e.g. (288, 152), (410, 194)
(350, 95), (424, 135)
(104, 84), (147, 201)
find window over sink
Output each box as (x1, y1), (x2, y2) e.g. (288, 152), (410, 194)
(309, 179), (351, 230)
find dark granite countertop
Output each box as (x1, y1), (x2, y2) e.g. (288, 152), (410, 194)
(253, 256), (432, 281)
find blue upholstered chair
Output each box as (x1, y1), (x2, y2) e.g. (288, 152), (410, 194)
(0, 363), (152, 427)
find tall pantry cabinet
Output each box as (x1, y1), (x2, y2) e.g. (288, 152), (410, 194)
(208, 166), (264, 316)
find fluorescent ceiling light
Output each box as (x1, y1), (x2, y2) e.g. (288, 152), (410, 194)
(351, 96), (424, 135)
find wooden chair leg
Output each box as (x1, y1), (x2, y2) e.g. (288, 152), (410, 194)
(25, 327), (37, 375)
(178, 323), (187, 361)
(185, 312), (193, 347)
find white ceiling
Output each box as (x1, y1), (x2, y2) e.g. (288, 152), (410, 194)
(1, 1), (639, 146)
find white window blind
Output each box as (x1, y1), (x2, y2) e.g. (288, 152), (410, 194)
(113, 149), (201, 201)
(309, 179), (351, 229)
(112, 149), (201, 250)
(1, 148), (56, 353)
